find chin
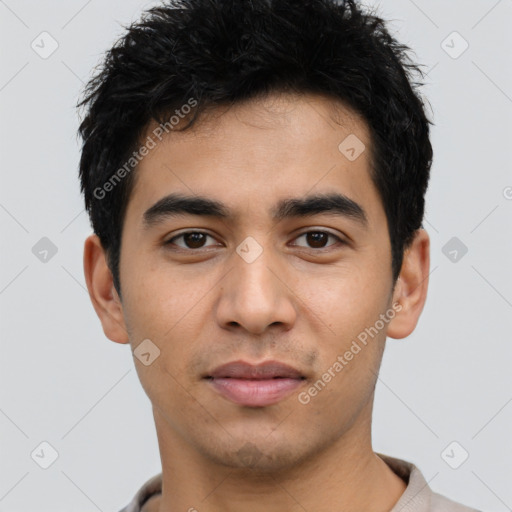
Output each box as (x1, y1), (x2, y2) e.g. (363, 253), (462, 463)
(195, 432), (315, 474)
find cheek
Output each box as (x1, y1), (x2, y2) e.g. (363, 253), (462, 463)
(120, 268), (201, 384)
(295, 266), (390, 342)
(293, 266), (391, 403)
(123, 256), (208, 331)
(120, 270), (203, 415)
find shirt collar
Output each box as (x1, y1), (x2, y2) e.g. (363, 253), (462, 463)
(123, 453), (435, 512)
(376, 452), (431, 512)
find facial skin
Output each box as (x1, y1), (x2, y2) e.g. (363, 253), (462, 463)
(84, 92), (430, 512)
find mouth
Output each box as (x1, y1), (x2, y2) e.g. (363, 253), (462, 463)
(204, 360), (306, 407)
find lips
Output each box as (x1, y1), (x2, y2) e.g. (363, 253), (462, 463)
(204, 360), (306, 407)
(207, 360), (304, 380)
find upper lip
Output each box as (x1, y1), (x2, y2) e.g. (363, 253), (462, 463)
(206, 360), (304, 380)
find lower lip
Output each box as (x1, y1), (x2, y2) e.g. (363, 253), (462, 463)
(207, 377), (304, 407)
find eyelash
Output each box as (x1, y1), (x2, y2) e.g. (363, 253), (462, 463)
(164, 230), (345, 251)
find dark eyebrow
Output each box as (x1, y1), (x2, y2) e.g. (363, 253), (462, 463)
(143, 193), (230, 228)
(272, 193), (368, 227)
(142, 192), (368, 229)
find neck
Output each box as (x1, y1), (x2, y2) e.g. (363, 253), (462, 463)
(149, 403), (407, 512)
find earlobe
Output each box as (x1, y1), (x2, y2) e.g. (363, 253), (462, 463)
(387, 229), (430, 340)
(83, 234), (130, 344)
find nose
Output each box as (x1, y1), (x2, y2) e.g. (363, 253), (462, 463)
(215, 243), (297, 335)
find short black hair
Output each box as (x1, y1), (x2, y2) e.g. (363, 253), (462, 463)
(77, 0), (433, 297)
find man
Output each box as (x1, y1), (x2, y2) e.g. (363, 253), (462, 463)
(77, 0), (481, 510)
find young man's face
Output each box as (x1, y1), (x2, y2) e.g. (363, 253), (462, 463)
(85, 92), (428, 473)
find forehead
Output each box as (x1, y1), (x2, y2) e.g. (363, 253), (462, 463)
(124, 91), (383, 227)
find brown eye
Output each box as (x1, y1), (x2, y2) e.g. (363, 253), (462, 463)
(292, 230), (342, 249)
(183, 232), (207, 248)
(306, 232), (329, 248)
(166, 231), (218, 249)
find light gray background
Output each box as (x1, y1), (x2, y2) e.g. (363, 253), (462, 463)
(1, 0), (511, 510)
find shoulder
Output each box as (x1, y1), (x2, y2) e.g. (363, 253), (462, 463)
(430, 491), (482, 512)
(377, 452), (482, 512)
(117, 473), (163, 512)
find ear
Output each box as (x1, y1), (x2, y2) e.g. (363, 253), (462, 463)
(387, 229), (430, 339)
(83, 234), (129, 344)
